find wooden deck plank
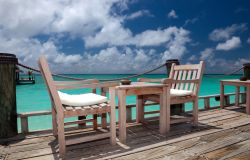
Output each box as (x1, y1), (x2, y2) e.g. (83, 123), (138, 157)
(4, 125), (163, 160)
(1, 106), (250, 160)
(110, 126), (248, 160)
(228, 151), (250, 160)
(158, 130), (250, 160)
(103, 122), (250, 159)
(204, 139), (250, 160)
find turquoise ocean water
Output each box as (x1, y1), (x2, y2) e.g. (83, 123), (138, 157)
(16, 74), (244, 132)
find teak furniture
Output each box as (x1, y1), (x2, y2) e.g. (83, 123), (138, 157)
(220, 80), (250, 114)
(38, 56), (117, 158)
(138, 61), (204, 127)
(109, 82), (170, 143)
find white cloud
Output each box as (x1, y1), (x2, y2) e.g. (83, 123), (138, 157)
(0, 1), (58, 38)
(161, 29), (190, 60)
(0, 0), (191, 73)
(132, 27), (190, 47)
(200, 48), (214, 60)
(168, 10), (178, 19)
(79, 47), (160, 74)
(209, 23), (247, 41)
(0, 37), (83, 73)
(188, 55), (197, 61)
(85, 26), (190, 48)
(199, 48), (217, 68)
(247, 38), (250, 44)
(84, 21), (133, 47)
(126, 10), (153, 20)
(234, 58), (250, 67)
(216, 37), (241, 51)
(0, 0), (122, 38)
(53, 54), (82, 64)
(207, 58), (250, 74)
(184, 17), (198, 26)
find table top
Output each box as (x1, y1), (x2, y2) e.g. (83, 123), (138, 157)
(221, 79), (250, 85)
(115, 82), (168, 90)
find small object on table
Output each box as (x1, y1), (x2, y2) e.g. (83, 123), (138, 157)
(120, 79), (131, 85)
(240, 76), (247, 81)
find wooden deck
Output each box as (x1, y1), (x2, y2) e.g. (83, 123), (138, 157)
(1, 106), (250, 160)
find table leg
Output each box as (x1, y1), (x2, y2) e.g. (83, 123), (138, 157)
(159, 86), (170, 134)
(235, 86), (240, 107)
(109, 87), (116, 145)
(220, 82), (224, 109)
(118, 90), (127, 143)
(136, 95), (144, 123)
(246, 86), (250, 115)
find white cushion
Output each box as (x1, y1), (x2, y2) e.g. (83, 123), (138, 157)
(170, 89), (193, 97)
(58, 91), (107, 107)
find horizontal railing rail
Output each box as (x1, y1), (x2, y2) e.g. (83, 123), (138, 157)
(17, 92), (246, 134)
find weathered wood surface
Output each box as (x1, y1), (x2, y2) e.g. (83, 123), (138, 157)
(1, 106), (250, 160)
(221, 80), (250, 115)
(17, 91), (246, 134)
(0, 59), (18, 138)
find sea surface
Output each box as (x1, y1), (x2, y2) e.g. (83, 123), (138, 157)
(16, 74), (244, 132)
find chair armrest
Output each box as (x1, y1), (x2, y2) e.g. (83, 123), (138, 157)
(54, 79), (99, 85)
(55, 80), (119, 90)
(138, 78), (166, 83)
(161, 78), (200, 84)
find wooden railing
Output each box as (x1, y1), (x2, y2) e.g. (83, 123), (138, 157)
(17, 92), (246, 134)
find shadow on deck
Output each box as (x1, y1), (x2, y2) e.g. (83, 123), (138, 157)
(1, 106), (250, 160)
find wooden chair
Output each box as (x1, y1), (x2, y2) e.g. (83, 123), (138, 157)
(38, 56), (117, 158)
(138, 61), (204, 129)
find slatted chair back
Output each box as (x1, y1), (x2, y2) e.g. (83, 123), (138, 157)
(169, 61), (204, 96)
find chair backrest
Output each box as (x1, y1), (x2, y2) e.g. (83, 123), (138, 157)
(38, 55), (100, 113)
(38, 56), (64, 113)
(169, 61), (204, 96)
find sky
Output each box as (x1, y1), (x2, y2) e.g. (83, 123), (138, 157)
(0, 0), (250, 74)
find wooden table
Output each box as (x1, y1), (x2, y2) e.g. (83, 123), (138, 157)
(220, 80), (250, 114)
(109, 82), (170, 143)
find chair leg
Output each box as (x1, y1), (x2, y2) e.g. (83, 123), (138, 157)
(57, 116), (66, 159)
(52, 107), (57, 137)
(101, 113), (107, 129)
(136, 95), (144, 123)
(193, 99), (198, 126)
(110, 110), (116, 145)
(109, 87), (116, 145)
(93, 114), (98, 130)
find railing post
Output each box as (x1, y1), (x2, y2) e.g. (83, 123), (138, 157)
(166, 59), (180, 76)
(235, 86), (240, 106)
(242, 63), (250, 104)
(20, 116), (29, 134)
(204, 97), (210, 110)
(243, 63), (250, 80)
(0, 53), (18, 138)
(224, 95), (230, 106)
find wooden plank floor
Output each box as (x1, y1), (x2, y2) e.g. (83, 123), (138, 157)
(1, 106), (250, 160)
